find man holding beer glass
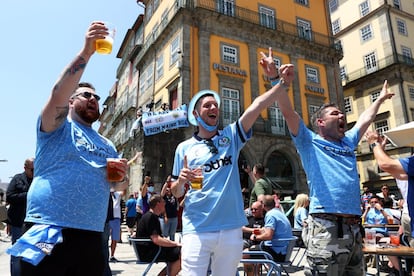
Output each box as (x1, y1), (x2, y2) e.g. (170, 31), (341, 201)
(7, 22), (128, 275)
(170, 59), (295, 275)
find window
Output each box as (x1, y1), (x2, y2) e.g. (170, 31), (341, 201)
(217, 0), (234, 16)
(170, 36), (180, 65)
(146, 63), (154, 91)
(273, 57), (281, 68)
(332, 19), (341, 35)
(329, 0), (338, 13)
(375, 120), (389, 135)
(408, 86), (414, 100)
(139, 67), (148, 94)
(360, 25), (372, 42)
(222, 45), (238, 64)
(222, 88), (240, 126)
(394, 0), (401, 9)
(259, 6), (275, 29)
(295, 0), (309, 6)
(396, 19), (408, 36)
(309, 105), (320, 116)
(401, 46), (413, 64)
(344, 97), (352, 113)
(370, 90), (380, 103)
(269, 103), (286, 135)
(364, 52), (377, 74)
(359, 1), (370, 17)
(306, 66), (319, 84)
(155, 54), (164, 80)
(340, 66), (347, 81)
(297, 19), (312, 41)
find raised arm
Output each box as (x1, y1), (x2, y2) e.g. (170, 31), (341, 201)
(239, 48), (295, 133)
(41, 22), (109, 133)
(258, 47), (300, 135)
(364, 130), (405, 176)
(354, 80), (394, 139)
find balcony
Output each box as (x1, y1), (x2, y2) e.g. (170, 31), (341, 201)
(135, 0), (340, 64)
(345, 54), (414, 84)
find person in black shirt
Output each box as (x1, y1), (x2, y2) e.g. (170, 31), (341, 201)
(242, 201), (265, 249)
(136, 194), (181, 276)
(6, 157), (34, 276)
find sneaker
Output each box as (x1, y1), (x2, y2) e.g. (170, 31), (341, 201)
(109, 256), (118, 262)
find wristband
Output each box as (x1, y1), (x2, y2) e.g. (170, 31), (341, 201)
(271, 79), (281, 87)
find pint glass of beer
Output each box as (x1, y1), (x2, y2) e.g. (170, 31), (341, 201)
(190, 165), (204, 190)
(106, 158), (126, 182)
(96, 22), (115, 55)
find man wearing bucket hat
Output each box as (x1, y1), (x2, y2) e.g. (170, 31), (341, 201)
(170, 61), (294, 275)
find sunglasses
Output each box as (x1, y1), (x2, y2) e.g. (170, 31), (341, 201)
(204, 139), (218, 154)
(73, 91), (101, 102)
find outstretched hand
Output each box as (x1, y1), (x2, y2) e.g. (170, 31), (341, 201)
(378, 80), (395, 102)
(259, 47), (295, 86)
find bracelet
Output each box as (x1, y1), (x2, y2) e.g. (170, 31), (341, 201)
(269, 75), (280, 81)
(280, 78), (290, 90)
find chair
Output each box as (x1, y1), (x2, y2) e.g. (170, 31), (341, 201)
(240, 250), (282, 276)
(128, 237), (165, 276)
(260, 236), (298, 276)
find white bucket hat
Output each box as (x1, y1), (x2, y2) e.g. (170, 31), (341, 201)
(187, 90), (221, 126)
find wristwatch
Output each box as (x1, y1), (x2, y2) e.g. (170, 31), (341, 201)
(369, 142), (379, 150)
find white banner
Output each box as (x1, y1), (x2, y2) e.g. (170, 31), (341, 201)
(142, 104), (189, 136)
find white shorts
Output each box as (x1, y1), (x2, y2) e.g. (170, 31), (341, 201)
(181, 228), (243, 276)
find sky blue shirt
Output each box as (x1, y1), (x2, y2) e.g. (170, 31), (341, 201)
(263, 208), (293, 254)
(291, 120), (361, 216)
(294, 207), (308, 229)
(399, 156), (414, 237)
(25, 117), (118, 232)
(172, 120), (251, 234)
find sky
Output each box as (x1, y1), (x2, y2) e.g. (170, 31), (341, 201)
(0, 0), (144, 183)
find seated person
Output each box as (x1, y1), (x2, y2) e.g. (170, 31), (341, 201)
(362, 196), (393, 238)
(243, 195), (293, 276)
(136, 194), (181, 276)
(383, 197), (401, 225)
(242, 201), (265, 249)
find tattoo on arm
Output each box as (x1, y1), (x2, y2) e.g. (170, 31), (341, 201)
(62, 56), (87, 79)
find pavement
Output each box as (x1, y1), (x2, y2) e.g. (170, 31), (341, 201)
(0, 223), (397, 276)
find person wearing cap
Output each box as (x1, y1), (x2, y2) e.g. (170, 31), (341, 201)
(170, 60), (294, 275)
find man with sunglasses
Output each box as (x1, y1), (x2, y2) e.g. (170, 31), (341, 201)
(260, 47), (394, 275)
(6, 157), (34, 276)
(170, 60), (295, 275)
(7, 22), (128, 276)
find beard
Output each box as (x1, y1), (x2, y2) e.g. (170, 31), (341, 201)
(74, 105), (100, 124)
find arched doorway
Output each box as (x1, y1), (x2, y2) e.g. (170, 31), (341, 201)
(265, 150), (295, 197)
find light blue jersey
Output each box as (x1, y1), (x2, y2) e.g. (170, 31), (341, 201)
(172, 120), (251, 234)
(263, 208), (293, 254)
(25, 117), (118, 232)
(291, 120), (361, 216)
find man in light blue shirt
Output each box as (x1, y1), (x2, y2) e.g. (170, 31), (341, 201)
(170, 61), (295, 276)
(260, 47), (394, 275)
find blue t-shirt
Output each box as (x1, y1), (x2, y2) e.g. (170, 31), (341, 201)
(126, 198), (137, 218)
(25, 117), (118, 232)
(291, 120), (361, 216)
(294, 207), (308, 229)
(263, 208), (293, 254)
(172, 120), (251, 234)
(399, 156), (414, 237)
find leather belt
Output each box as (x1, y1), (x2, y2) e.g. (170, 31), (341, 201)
(312, 213), (361, 225)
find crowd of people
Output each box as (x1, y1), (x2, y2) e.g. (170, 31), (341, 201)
(3, 21), (412, 276)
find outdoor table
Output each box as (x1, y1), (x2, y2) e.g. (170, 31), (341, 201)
(363, 224), (400, 229)
(363, 244), (414, 276)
